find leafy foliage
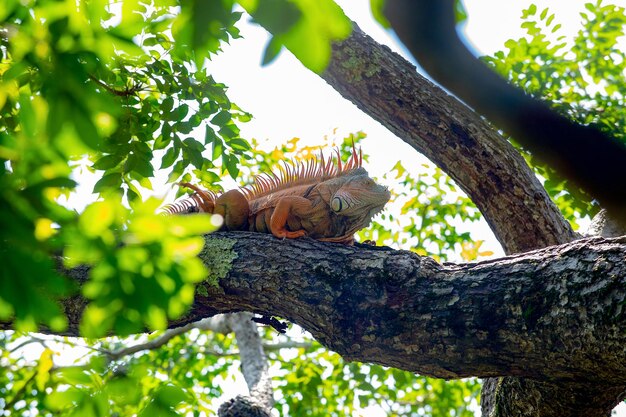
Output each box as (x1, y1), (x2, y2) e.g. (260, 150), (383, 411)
(0, 0), (248, 335)
(65, 198), (218, 337)
(7, 0), (618, 416)
(238, 0), (352, 72)
(0, 329), (235, 416)
(482, 1), (626, 227)
(272, 340), (480, 417)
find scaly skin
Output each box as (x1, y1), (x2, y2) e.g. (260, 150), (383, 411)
(163, 148), (390, 244)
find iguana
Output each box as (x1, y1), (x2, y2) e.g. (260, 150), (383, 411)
(163, 146), (390, 244)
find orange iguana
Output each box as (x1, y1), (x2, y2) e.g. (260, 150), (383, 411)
(163, 146), (390, 244)
(164, 147), (390, 244)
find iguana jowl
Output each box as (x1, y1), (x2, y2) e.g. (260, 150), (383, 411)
(163, 146), (390, 244)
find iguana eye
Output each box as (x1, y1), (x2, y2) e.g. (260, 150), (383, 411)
(331, 196), (343, 212)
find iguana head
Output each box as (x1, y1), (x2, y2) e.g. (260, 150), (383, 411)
(327, 167), (390, 229)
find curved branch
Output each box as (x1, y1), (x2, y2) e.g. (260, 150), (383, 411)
(106, 317), (226, 360)
(25, 232), (626, 386)
(321, 25), (575, 253)
(383, 0), (626, 226)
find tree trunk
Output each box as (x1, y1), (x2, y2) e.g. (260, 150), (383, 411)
(218, 312), (273, 417)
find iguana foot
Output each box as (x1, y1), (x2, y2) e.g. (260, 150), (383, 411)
(274, 229), (307, 239)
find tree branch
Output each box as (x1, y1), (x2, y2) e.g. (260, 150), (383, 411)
(21, 232), (626, 387)
(217, 313), (274, 417)
(227, 313), (273, 407)
(321, 25), (576, 253)
(106, 317), (225, 361)
(383, 0), (626, 226)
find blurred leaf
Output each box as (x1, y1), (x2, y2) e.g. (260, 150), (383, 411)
(36, 349), (54, 390)
(370, 0), (390, 28)
(240, 0), (352, 73)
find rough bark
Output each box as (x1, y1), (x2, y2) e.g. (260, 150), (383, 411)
(321, 26), (576, 254)
(321, 23), (614, 416)
(20, 232), (626, 411)
(586, 209), (626, 238)
(481, 378), (625, 417)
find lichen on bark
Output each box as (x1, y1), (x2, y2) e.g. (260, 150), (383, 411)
(198, 235), (238, 288)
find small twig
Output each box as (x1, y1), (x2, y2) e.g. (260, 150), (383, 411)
(8, 337), (42, 353)
(251, 316), (288, 334)
(106, 317), (219, 360)
(263, 341), (313, 351)
(88, 74), (143, 97)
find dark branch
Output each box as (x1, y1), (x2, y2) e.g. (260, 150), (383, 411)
(384, 0), (626, 225)
(14, 232), (626, 386)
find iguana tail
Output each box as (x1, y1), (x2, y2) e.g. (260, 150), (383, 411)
(161, 182), (217, 214)
(162, 183), (250, 231)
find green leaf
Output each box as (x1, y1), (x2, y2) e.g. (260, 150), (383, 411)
(44, 388), (85, 410)
(18, 94), (37, 138)
(228, 138), (251, 151)
(56, 367), (94, 385)
(241, 0), (352, 73)
(161, 97), (174, 114)
(211, 136), (224, 161)
(370, 0), (390, 28)
(455, 0), (468, 24)
(106, 376), (142, 406)
(183, 137), (205, 169)
(210, 110), (231, 126)
(93, 173), (122, 193)
(161, 147), (179, 169)
(261, 36), (283, 66)
(223, 153), (239, 178)
(155, 123), (172, 150)
(155, 384), (188, 406)
(204, 125), (218, 145)
(93, 154), (124, 170)
(73, 108), (101, 150)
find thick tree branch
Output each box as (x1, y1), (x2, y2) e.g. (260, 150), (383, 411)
(383, 0), (626, 226)
(321, 25), (576, 253)
(378, 3), (626, 414)
(23, 232), (626, 387)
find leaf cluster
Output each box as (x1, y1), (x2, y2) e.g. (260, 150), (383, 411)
(0, 0), (249, 335)
(0, 329), (236, 416)
(270, 338), (480, 417)
(482, 1), (626, 226)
